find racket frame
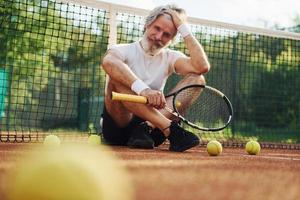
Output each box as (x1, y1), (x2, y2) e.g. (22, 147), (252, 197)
(167, 84), (233, 131)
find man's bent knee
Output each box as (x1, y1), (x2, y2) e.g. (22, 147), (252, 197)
(182, 73), (206, 85)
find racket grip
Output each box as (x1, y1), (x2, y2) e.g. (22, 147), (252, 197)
(111, 92), (147, 104)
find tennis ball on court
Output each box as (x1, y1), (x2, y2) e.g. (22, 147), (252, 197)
(43, 134), (61, 147)
(88, 134), (101, 145)
(245, 140), (261, 155)
(6, 145), (134, 200)
(207, 140), (222, 156)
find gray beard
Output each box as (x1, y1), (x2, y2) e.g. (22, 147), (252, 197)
(140, 35), (164, 56)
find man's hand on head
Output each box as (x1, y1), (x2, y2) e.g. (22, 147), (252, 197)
(163, 9), (186, 29)
(140, 89), (166, 109)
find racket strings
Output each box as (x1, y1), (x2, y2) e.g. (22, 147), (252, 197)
(175, 87), (231, 129)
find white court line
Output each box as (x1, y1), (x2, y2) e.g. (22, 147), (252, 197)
(225, 152), (300, 161)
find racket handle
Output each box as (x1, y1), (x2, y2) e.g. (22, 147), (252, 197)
(111, 92), (147, 104)
(112, 91), (178, 117)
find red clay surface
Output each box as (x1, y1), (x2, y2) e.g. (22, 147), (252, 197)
(1, 143), (300, 200)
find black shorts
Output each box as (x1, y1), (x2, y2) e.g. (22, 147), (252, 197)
(101, 106), (144, 146)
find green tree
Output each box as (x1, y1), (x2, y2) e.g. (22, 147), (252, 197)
(1, 0), (109, 130)
(291, 14), (300, 33)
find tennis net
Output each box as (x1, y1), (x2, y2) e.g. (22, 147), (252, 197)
(0, 0), (300, 148)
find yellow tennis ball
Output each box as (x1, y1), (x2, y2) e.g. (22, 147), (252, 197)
(6, 145), (134, 200)
(207, 140), (222, 156)
(88, 134), (101, 145)
(43, 135), (61, 147)
(175, 101), (182, 107)
(245, 140), (261, 155)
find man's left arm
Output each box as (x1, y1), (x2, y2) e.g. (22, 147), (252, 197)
(174, 35), (210, 75)
(166, 9), (210, 75)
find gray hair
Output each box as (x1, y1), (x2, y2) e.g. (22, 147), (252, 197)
(144, 4), (186, 30)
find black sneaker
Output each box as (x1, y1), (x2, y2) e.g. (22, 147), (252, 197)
(127, 122), (154, 149)
(168, 121), (200, 152)
(149, 128), (166, 147)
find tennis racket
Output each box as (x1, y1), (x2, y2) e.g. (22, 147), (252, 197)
(111, 84), (233, 131)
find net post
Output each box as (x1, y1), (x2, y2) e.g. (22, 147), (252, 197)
(230, 35), (238, 138)
(78, 89), (91, 131)
(108, 5), (117, 48)
(0, 67), (8, 132)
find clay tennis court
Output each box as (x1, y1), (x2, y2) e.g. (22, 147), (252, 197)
(1, 142), (300, 200)
(1, 0), (299, 199)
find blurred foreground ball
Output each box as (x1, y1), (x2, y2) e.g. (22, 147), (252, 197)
(43, 134), (61, 147)
(207, 140), (222, 156)
(6, 145), (133, 200)
(245, 140), (261, 155)
(88, 134), (101, 145)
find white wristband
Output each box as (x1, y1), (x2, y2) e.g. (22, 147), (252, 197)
(178, 24), (191, 38)
(131, 79), (150, 95)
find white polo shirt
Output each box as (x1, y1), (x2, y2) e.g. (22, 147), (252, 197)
(109, 41), (186, 91)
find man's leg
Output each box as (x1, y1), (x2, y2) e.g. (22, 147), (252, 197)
(150, 73), (205, 146)
(101, 105), (138, 145)
(104, 75), (202, 152)
(103, 78), (172, 148)
(102, 77), (143, 145)
(106, 78), (172, 131)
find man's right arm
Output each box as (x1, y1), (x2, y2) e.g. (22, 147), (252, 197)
(102, 51), (139, 88)
(102, 51), (166, 109)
